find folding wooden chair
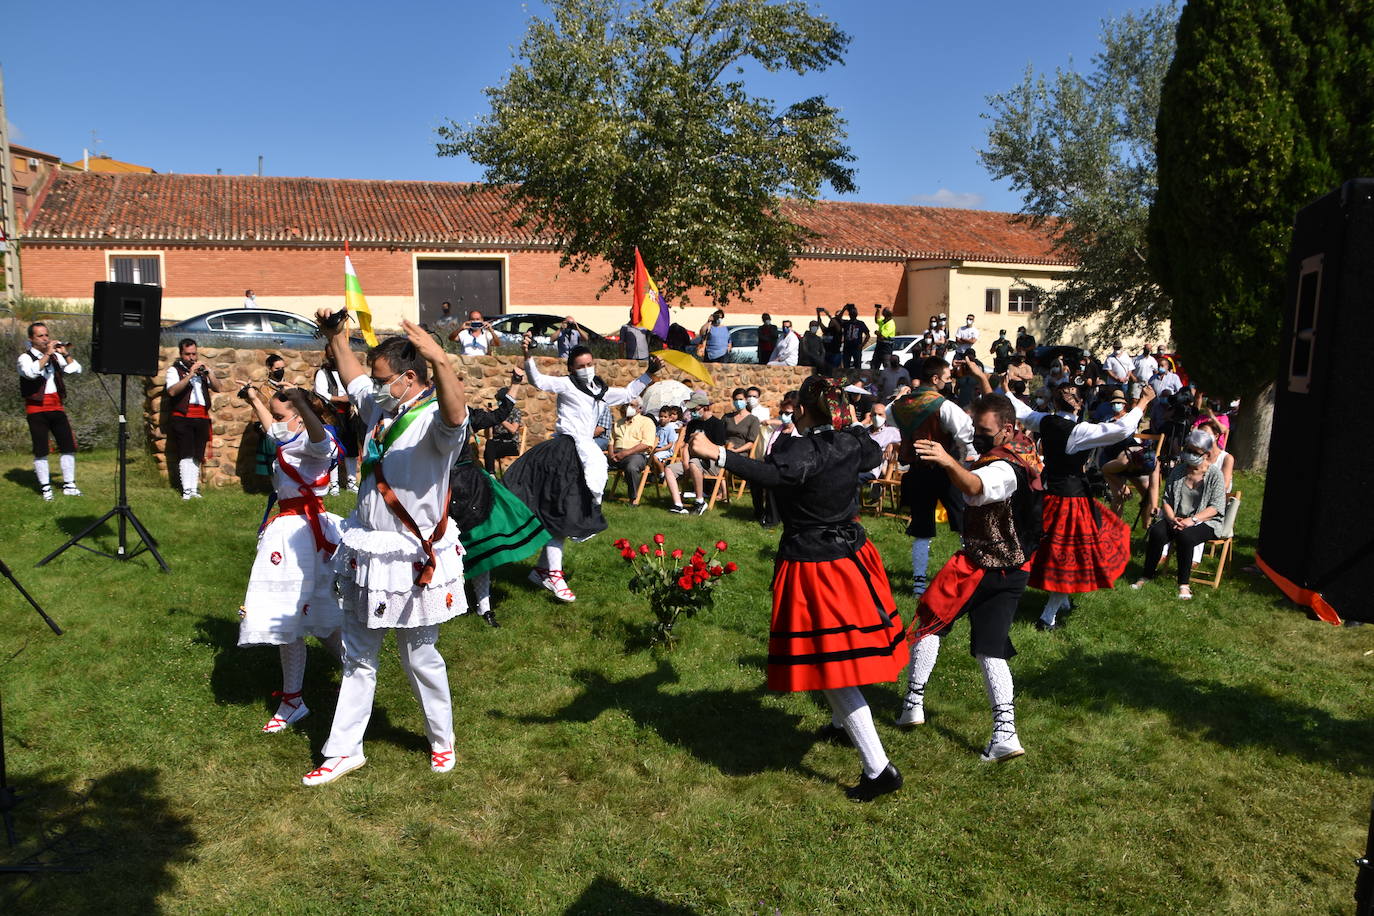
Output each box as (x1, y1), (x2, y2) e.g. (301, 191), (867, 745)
(1129, 433), (1166, 530)
(729, 434), (766, 500)
(1194, 491), (1242, 589)
(864, 445), (905, 518)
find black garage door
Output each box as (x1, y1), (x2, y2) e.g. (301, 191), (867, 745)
(417, 259), (504, 326)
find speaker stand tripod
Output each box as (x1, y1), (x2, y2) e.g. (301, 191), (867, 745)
(37, 375), (168, 571)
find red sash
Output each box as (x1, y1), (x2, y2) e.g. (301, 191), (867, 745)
(174, 403), (210, 419)
(909, 552), (1032, 643)
(372, 459), (450, 587)
(267, 444), (337, 558)
(25, 391), (64, 415)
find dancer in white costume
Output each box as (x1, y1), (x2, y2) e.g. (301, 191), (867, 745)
(237, 384), (345, 733)
(303, 315), (469, 786)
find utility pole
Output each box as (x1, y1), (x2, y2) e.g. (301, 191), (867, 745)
(0, 65), (21, 307)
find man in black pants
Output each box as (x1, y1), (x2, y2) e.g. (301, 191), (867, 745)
(164, 338), (221, 498)
(17, 322), (83, 501)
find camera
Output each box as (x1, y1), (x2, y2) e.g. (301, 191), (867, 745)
(319, 307), (350, 331)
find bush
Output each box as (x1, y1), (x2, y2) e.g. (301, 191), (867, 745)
(0, 295), (94, 323)
(0, 317), (144, 453)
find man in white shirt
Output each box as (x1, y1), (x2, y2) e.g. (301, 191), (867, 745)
(243, 289), (257, 309)
(745, 386), (771, 424)
(164, 338), (223, 498)
(450, 310), (499, 356)
(899, 394), (1037, 762)
(876, 355), (911, 400)
(303, 313), (469, 787)
(859, 402), (901, 482)
(766, 320), (800, 366)
(1104, 342), (1133, 389)
(17, 322), (83, 500)
(954, 314), (979, 355)
(1132, 344), (1159, 400)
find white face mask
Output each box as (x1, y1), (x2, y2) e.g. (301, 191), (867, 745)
(372, 375), (404, 413)
(624, 406), (637, 418)
(733, 399), (747, 411)
(872, 414), (886, 427)
(574, 366), (596, 384)
(746, 396), (759, 408)
(269, 420), (294, 441)
(779, 412), (793, 425)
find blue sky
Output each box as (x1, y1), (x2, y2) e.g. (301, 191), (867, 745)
(5, 0), (1156, 213)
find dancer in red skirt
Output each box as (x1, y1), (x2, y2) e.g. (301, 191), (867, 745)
(1009, 379), (1155, 630)
(687, 375), (908, 801)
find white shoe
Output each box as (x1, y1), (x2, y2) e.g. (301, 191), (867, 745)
(40, 485), (54, 502)
(61, 483), (82, 497)
(980, 734), (1025, 763)
(191, 490), (203, 498)
(302, 755), (367, 786)
(1177, 585), (1193, 600)
(326, 484), (340, 496)
(345, 477), (358, 491)
(430, 748), (456, 773)
(1130, 578), (1149, 590)
(529, 567), (576, 602)
(262, 696), (309, 733)
(895, 695), (925, 727)
(182, 490), (194, 500)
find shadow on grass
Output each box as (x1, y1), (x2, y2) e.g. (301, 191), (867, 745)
(1020, 648), (1374, 772)
(503, 659), (829, 780)
(565, 876), (699, 915)
(190, 614), (429, 758)
(3, 468), (38, 496)
(0, 766), (196, 914)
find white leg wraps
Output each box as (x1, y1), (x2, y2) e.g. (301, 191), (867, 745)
(901, 634), (941, 716)
(179, 457), (199, 493)
(541, 539), (565, 572)
(59, 453), (76, 485)
(823, 686), (889, 779)
(322, 612), (453, 758)
(977, 654), (1017, 743)
(1040, 591), (1070, 626)
(279, 639), (307, 694)
(33, 458), (50, 487)
(474, 572), (492, 613)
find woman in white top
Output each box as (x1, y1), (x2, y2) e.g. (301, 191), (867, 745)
(237, 385), (344, 734)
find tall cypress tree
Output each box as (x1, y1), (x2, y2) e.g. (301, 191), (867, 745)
(1150, 0), (1374, 467)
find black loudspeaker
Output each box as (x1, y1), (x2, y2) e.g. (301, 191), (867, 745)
(1257, 179), (1374, 624)
(91, 281), (162, 376)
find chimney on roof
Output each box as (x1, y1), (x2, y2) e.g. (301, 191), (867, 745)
(257, 155), (263, 177)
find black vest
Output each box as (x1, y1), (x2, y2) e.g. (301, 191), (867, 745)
(19, 349), (65, 406)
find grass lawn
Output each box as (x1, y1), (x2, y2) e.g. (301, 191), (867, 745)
(0, 449), (1368, 914)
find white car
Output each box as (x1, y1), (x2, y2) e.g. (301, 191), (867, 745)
(860, 335), (922, 365)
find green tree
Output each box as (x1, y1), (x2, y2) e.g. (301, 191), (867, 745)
(1150, 0), (1374, 467)
(979, 4), (1178, 346)
(438, 0), (855, 306)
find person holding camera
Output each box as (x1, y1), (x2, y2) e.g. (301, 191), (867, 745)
(165, 338), (222, 499)
(237, 382), (344, 734)
(1006, 377), (1154, 630)
(450, 310), (499, 356)
(18, 321), (83, 501)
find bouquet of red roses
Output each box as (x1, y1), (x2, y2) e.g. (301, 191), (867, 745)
(613, 534), (738, 648)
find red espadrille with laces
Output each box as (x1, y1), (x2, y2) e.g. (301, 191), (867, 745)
(262, 690), (309, 734)
(528, 567), (576, 602)
(430, 748), (456, 773)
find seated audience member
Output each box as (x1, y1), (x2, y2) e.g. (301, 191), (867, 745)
(746, 386), (771, 423)
(1131, 429), (1227, 600)
(753, 391), (799, 528)
(876, 356), (911, 401)
(666, 392), (726, 514)
(608, 397), (657, 505)
(1003, 352), (1033, 397)
(723, 387), (762, 458)
(654, 405), (684, 463)
(859, 402), (902, 484)
(1198, 416), (1234, 493)
(484, 395), (524, 475)
(592, 401), (613, 452)
(1101, 433), (1160, 518)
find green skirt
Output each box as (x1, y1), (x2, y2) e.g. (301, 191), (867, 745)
(459, 468), (551, 578)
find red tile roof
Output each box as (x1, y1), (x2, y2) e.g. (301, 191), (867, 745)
(24, 172), (1071, 265)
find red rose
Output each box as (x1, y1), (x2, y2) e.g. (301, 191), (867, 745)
(694, 547), (707, 557)
(691, 555), (706, 570)
(695, 569), (710, 582)
(671, 549), (683, 560)
(653, 533), (665, 545)
(678, 576), (693, 590)
(709, 565), (723, 578)
(655, 549), (665, 557)
(614, 538), (630, 550)
(725, 561), (738, 573)
(621, 548), (636, 560)
(715, 540), (728, 552)
(639, 544), (650, 555)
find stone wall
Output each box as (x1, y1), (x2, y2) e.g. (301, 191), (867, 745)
(142, 346), (816, 489)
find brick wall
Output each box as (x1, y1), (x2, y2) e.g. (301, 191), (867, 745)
(140, 345), (816, 489)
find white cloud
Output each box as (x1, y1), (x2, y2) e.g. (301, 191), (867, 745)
(911, 188), (985, 209)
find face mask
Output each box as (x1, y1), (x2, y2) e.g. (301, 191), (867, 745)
(733, 399), (747, 411)
(575, 366), (596, 384)
(746, 396), (759, 408)
(372, 376), (403, 412)
(1112, 402), (1125, 413)
(779, 412), (793, 425)
(972, 432), (998, 454)
(872, 414), (886, 427)
(625, 406), (637, 418)
(269, 420), (293, 441)
(1181, 451), (1204, 468)
(269, 368), (285, 382)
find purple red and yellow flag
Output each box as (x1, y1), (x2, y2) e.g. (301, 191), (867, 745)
(632, 247), (672, 340)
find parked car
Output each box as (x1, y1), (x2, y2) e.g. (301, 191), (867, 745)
(163, 308), (368, 350)
(486, 313), (609, 349)
(860, 335), (922, 365)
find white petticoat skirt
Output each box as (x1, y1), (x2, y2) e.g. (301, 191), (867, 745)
(237, 513), (345, 646)
(332, 518), (467, 629)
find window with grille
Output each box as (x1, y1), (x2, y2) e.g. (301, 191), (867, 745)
(109, 255), (162, 286)
(985, 289), (1001, 313)
(1008, 289), (1038, 313)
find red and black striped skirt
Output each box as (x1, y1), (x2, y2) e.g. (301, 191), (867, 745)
(1028, 493), (1131, 593)
(766, 540), (909, 692)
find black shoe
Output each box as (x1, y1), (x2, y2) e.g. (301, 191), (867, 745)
(1034, 618), (1061, 632)
(845, 763), (903, 802)
(480, 611), (500, 629)
(692, 500), (708, 515)
(669, 504), (689, 515)
(815, 723), (852, 746)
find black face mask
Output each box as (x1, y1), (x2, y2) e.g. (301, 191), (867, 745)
(972, 432), (998, 455)
(269, 368), (285, 382)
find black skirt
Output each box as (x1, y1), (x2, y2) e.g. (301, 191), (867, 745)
(503, 435), (607, 541)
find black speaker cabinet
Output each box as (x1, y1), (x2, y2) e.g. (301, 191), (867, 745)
(1257, 178), (1374, 623)
(91, 281), (162, 376)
